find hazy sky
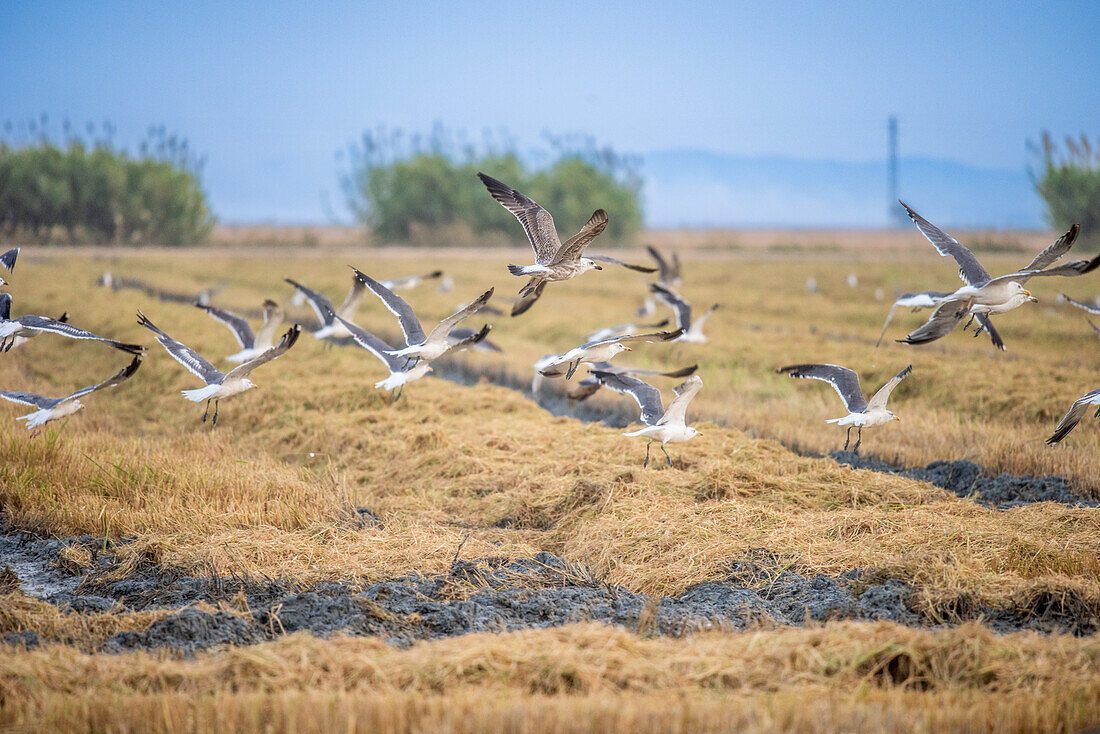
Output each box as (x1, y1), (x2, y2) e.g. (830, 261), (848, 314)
(2, 1), (1097, 225)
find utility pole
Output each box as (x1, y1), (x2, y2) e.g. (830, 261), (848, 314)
(887, 116), (905, 227)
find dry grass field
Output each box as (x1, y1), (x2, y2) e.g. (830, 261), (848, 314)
(1, 237), (1099, 733)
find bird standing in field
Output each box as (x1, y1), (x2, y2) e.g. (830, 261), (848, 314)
(0, 356), (142, 434)
(1, 294), (144, 354)
(1046, 389), (1100, 446)
(537, 329), (682, 380)
(777, 363), (912, 452)
(478, 172), (655, 309)
(590, 372), (703, 467)
(350, 267), (493, 364)
(196, 299), (285, 363)
(137, 311), (300, 425)
(899, 204), (1098, 349)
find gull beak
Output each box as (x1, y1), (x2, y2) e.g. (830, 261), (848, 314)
(624, 346), (632, 351)
(893, 415), (901, 422)
(1025, 290), (1038, 303)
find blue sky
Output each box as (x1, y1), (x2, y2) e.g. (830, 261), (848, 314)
(2, 1), (1097, 227)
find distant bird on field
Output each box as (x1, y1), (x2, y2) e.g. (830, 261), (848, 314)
(898, 204), (1098, 350)
(537, 330), (682, 380)
(846, 273), (859, 288)
(137, 311), (300, 425)
(1, 294), (144, 354)
(875, 290), (950, 347)
(1046, 388), (1100, 446)
(478, 172), (655, 311)
(805, 276), (819, 295)
(0, 356), (141, 434)
(591, 372), (704, 467)
(351, 267), (493, 363)
(1, 248), (18, 274)
(569, 362), (698, 402)
(196, 300), (285, 363)
(650, 283), (719, 343)
(778, 363), (911, 452)
(286, 274), (367, 340)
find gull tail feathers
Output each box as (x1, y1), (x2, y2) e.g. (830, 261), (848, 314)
(181, 384), (221, 402)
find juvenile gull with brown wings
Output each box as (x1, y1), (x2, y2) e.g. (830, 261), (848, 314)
(0, 356), (141, 433)
(778, 363), (911, 452)
(138, 311), (300, 425)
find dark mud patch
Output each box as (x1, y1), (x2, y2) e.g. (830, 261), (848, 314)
(429, 355), (1097, 507)
(831, 451), (1099, 509)
(2, 528), (1096, 654)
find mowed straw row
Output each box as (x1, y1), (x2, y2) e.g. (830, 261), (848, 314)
(3, 623), (1100, 733)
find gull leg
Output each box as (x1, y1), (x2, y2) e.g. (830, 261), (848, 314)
(843, 426), (852, 452)
(853, 427), (862, 453)
(661, 444), (672, 467)
(566, 360), (580, 380)
(202, 399), (210, 422)
(643, 441), (652, 468)
(961, 314), (976, 333)
(395, 386), (404, 402)
(1094, 406), (1100, 418)
(212, 400), (219, 426)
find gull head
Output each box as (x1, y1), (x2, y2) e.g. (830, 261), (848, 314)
(580, 258), (602, 272)
(891, 413), (901, 422)
(0, 277), (6, 287)
(612, 343), (632, 355)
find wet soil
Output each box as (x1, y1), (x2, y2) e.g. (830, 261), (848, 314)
(2, 526), (1095, 654)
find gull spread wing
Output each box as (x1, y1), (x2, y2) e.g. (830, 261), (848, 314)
(0, 248), (18, 272)
(876, 291), (949, 347)
(284, 278), (336, 327)
(549, 210), (609, 266)
(382, 270), (444, 290)
(333, 314), (405, 372)
(900, 202), (990, 286)
(478, 172), (561, 265)
(351, 268), (427, 346)
(986, 253), (1100, 287)
(589, 370), (665, 426)
(588, 254), (658, 273)
(510, 282), (546, 317)
(195, 304), (255, 349)
(446, 323), (492, 350)
(11, 315), (145, 355)
(0, 389), (57, 409)
(137, 311), (224, 384)
(224, 325), (301, 379)
(973, 314), (1006, 351)
(426, 288), (494, 344)
(867, 364), (913, 410)
(650, 283), (691, 330)
(1020, 224), (1079, 273)
(1063, 294), (1100, 315)
(581, 329), (683, 350)
(778, 363), (868, 413)
(335, 275), (367, 320)
(0, 293), (11, 320)
(898, 299), (970, 346)
(657, 374), (703, 427)
(64, 356), (143, 402)
(1047, 388), (1100, 446)
(646, 246), (672, 282)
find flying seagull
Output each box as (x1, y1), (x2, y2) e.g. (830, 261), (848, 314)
(637, 246), (683, 316)
(285, 274), (367, 340)
(350, 267), (493, 363)
(0, 356), (141, 433)
(569, 362), (698, 402)
(381, 270), (444, 291)
(590, 372), (703, 467)
(875, 290), (951, 347)
(538, 330), (683, 380)
(2, 310), (69, 351)
(1, 248), (18, 273)
(1046, 388), (1100, 446)
(478, 172), (655, 302)
(899, 204), (1098, 349)
(650, 283), (719, 343)
(1, 294), (144, 354)
(778, 363), (912, 452)
(196, 299), (285, 363)
(137, 311), (300, 425)
(1061, 294), (1100, 315)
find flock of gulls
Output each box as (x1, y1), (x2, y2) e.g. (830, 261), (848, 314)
(0, 175), (1098, 462)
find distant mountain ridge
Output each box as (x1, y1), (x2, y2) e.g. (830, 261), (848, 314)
(641, 149), (1045, 229)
